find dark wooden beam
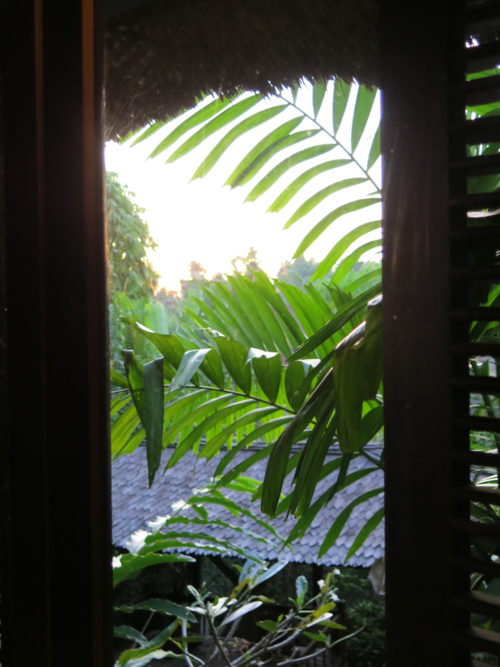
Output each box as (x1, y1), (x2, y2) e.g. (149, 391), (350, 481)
(3, 2), (113, 665)
(381, 2), (469, 665)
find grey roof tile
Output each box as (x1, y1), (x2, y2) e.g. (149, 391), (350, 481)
(112, 445), (384, 568)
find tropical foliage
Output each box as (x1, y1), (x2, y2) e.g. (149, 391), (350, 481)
(111, 78), (384, 559)
(115, 559), (349, 667)
(113, 484), (354, 667)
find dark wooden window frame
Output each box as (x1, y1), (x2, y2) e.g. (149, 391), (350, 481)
(3, 2), (112, 666)
(3, 1), (491, 666)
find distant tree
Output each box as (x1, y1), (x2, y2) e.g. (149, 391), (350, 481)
(278, 255), (318, 285)
(189, 260), (207, 281)
(106, 171), (158, 300)
(231, 246), (260, 275)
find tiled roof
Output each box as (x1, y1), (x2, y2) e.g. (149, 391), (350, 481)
(112, 445), (384, 568)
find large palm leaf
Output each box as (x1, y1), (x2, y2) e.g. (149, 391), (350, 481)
(130, 79), (381, 280)
(111, 271), (383, 559)
(113, 78), (384, 560)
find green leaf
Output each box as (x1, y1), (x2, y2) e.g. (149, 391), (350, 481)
(351, 86), (378, 153)
(310, 219), (381, 281)
(266, 159), (350, 211)
(224, 117), (304, 187)
(192, 105), (288, 179)
(293, 198), (381, 256)
(164, 94), (263, 162)
(166, 398), (255, 467)
(111, 368), (128, 388)
(114, 625), (148, 646)
(248, 348), (282, 403)
(289, 282), (381, 360)
(331, 239), (382, 284)
(163, 394), (233, 455)
(215, 337), (252, 394)
(285, 178), (366, 228)
(113, 553), (194, 587)
(214, 416), (294, 477)
(285, 463), (375, 542)
(130, 120), (165, 146)
(367, 126), (380, 170)
(247, 145), (335, 203)
(144, 97), (232, 154)
(115, 598), (196, 622)
(170, 348), (210, 391)
(200, 406), (279, 459)
(344, 507), (384, 563)
(319, 487), (384, 557)
(219, 601), (263, 626)
(257, 619), (278, 633)
(143, 358), (165, 486)
(312, 81), (327, 118)
(118, 649), (173, 667)
(285, 359), (318, 411)
(122, 350), (145, 419)
(333, 79), (351, 134)
(333, 296), (383, 452)
(134, 325), (186, 367)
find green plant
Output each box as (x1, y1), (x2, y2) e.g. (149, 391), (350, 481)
(133, 80), (381, 281)
(115, 558), (352, 667)
(111, 272), (384, 555)
(112, 78), (384, 560)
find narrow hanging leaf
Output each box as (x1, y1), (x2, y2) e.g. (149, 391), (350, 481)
(122, 350), (146, 421)
(192, 105), (288, 180)
(318, 487), (384, 557)
(333, 296), (383, 453)
(310, 219), (382, 281)
(293, 198), (381, 257)
(266, 159), (350, 211)
(284, 463), (375, 542)
(312, 81), (327, 118)
(367, 126), (381, 170)
(146, 96), (235, 156)
(201, 406), (279, 459)
(331, 239), (382, 284)
(143, 358), (165, 486)
(333, 79), (351, 134)
(224, 117), (304, 187)
(288, 282), (381, 361)
(285, 178), (366, 228)
(164, 94), (263, 162)
(131, 120), (165, 147)
(230, 129), (320, 189)
(351, 86), (378, 154)
(214, 416), (293, 477)
(247, 145), (335, 203)
(344, 507), (385, 563)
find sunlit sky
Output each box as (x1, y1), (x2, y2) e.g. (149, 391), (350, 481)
(104, 88), (381, 293)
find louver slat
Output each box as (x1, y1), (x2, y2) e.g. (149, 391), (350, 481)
(449, 3), (500, 662)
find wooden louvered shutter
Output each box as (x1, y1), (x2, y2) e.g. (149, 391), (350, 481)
(382, 1), (500, 665)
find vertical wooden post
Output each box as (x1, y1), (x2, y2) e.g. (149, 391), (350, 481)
(381, 2), (469, 665)
(3, 2), (113, 665)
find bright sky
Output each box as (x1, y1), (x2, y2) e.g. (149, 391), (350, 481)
(104, 86), (381, 293)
